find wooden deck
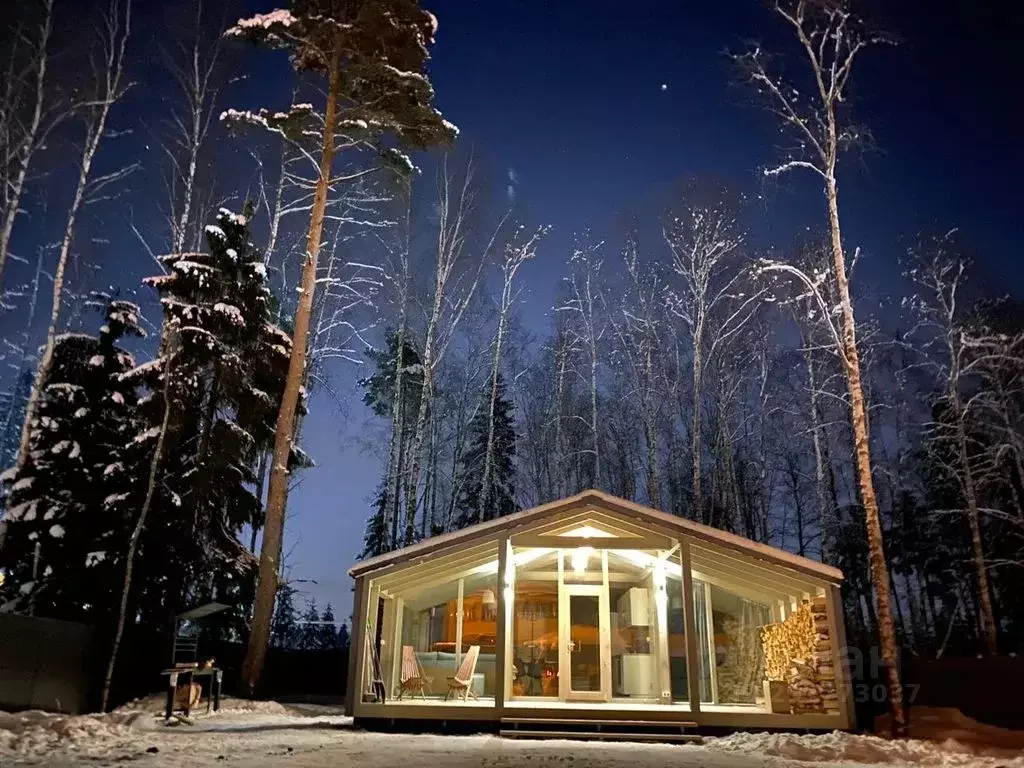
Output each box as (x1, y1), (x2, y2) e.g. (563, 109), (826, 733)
(354, 695), (846, 731)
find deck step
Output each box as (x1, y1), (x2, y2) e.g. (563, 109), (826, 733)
(502, 717), (698, 728)
(500, 729), (703, 744)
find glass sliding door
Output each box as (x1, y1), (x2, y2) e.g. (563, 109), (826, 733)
(559, 584), (610, 701)
(512, 580), (559, 697)
(693, 579), (715, 703)
(568, 592), (601, 692)
(708, 584), (771, 705)
(666, 570), (689, 702)
(606, 550), (666, 701)
(692, 578), (774, 707)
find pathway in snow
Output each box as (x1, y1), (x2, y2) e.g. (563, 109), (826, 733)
(3, 701), (1023, 768)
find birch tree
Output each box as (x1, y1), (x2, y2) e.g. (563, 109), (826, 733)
(735, 0), (906, 734)
(664, 184), (763, 523)
(610, 233), (666, 508)
(905, 231), (998, 654)
(160, 0), (224, 259)
(14, 0), (134, 477)
(476, 224), (547, 521)
(786, 237), (845, 562)
(558, 238), (606, 488)
(375, 182), (414, 550)
(402, 157), (502, 543)
(973, 327), (1024, 523)
(0, 0), (60, 287)
(0, 248), (48, 471)
(225, 2), (455, 694)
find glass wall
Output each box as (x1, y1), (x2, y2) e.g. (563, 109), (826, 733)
(367, 543), (499, 702)
(709, 584), (771, 705)
(693, 580), (714, 703)
(358, 531), (832, 714)
(512, 550), (558, 697)
(692, 577), (780, 707)
(665, 570), (689, 702)
(607, 551), (662, 700)
(396, 569), (498, 699)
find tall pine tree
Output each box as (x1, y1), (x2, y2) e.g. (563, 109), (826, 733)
(456, 374), (517, 527)
(0, 297), (143, 620)
(225, 0), (457, 692)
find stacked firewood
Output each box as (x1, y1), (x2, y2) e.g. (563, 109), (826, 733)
(759, 597), (840, 715)
(810, 595), (839, 714)
(760, 602), (814, 680)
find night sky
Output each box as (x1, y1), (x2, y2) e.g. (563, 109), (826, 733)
(289, 0), (1021, 619)
(6, 0), (1020, 621)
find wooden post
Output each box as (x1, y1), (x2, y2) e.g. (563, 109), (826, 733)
(703, 581), (719, 704)
(389, 597), (404, 698)
(378, 597), (396, 697)
(345, 576), (367, 716)
(365, 583), (381, 701)
(679, 540), (701, 714)
(827, 583), (856, 728)
(495, 538), (510, 708)
(654, 553), (672, 703)
(557, 548), (567, 700)
(455, 578), (464, 668)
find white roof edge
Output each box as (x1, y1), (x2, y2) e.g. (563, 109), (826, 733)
(348, 489), (843, 583)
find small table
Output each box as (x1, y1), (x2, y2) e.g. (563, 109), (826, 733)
(160, 667), (223, 720)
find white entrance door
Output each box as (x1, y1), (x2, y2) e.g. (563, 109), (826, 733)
(559, 583), (611, 701)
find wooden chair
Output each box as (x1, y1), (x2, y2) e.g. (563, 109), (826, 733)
(396, 645), (432, 700)
(445, 645), (480, 701)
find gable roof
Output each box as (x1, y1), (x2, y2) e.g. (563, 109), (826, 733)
(348, 489), (843, 583)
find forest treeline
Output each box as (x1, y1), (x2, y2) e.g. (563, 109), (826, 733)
(0, 0), (1019, 730)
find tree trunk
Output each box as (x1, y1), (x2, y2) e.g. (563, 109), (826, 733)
(241, 34), (341, 696)
(804, 342), (837, 563)
(14, 0), (129, 478)
(17, 118), (108, 474)
(994, 378), (1024, 519)
(479, 287), (510, 522)
(644, 410), (659, 509)
(691, 328), (703, 522)
(102, 333), (176, 712)
(953, 400), (998, 655)
(0, 0), (53, 284)
(588, 331), (600, 488)
(403, 371), (432, 545)
(826, 171), (906, 736)
(554, 338), (568, 498)
(385, 316), (408, 550)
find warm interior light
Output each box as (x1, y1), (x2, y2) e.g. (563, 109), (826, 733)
(514, 547), (550, 566)
(467, 547), (551, 578)
(562, 524), (616, 538)
(571, 546), (595, 575)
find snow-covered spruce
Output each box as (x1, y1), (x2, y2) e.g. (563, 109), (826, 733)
(119, 206), (293, 632)
(0, 298), (144, 620)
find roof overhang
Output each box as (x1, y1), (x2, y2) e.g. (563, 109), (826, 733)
(348, 489), (843, 584)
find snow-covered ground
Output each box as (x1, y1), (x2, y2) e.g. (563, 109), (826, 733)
(2, 699), (1022, 768)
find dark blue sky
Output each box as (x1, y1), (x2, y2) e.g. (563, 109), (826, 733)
(6, 0), (1018, 620)
(282, 0), (1022, 617)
